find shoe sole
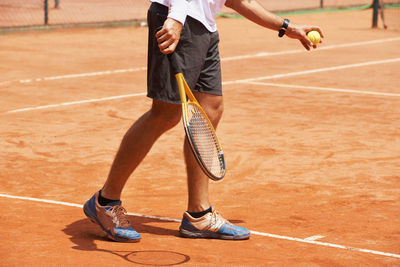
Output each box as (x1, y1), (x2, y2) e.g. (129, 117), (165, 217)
(83, 201), (141, 243)
(179, 228), (250, 240)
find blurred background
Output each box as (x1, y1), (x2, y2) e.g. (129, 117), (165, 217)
(0, 0), (399, 32)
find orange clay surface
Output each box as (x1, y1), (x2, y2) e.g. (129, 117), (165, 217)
(1, 9), (399, 266)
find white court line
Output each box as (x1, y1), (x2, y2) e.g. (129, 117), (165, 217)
(4, 57), (400, 114)
(251, 230), (400, 259)
(245, 81), (400, 97)
(0, 193), (399, 260)
(17, 67), (147, 85)
(1, 37), (399, 87)
(223, 58), (400, 85)
(5, 92), (146, 114)
(304, 235), (325, 241)
(221, 37), (400, 62)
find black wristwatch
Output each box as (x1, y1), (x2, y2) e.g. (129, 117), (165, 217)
(278, 18), (290, 37)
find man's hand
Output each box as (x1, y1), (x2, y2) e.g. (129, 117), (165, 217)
(286, 25), (324, 50)
(224, 0), (324, 51)
(156, 18), (183, 54)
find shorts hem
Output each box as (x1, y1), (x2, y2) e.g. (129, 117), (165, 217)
(196, 89), (222, 96)
(146, 93), (181, 105)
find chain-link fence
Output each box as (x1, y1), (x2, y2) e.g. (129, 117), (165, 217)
(251, 0), (372, 11)
(0, 0), (150, 29)
(0, 0), (398, 31)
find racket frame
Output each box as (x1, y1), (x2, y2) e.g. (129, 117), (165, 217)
(173, 64), (226, 181)
(157, 27), (226, 180)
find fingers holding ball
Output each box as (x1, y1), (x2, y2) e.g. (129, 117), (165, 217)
(307, 30), (321, 45)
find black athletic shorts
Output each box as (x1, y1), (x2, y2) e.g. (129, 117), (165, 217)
(147, 2), (222, 105)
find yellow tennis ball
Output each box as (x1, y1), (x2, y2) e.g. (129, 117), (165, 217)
(307, 30), (321, 45)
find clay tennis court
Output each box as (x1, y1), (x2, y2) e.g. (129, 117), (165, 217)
(1, 8), (399, 266)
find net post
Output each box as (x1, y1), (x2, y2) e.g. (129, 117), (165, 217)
(44, 0), (49, 25)
(372, 0), (379, 28)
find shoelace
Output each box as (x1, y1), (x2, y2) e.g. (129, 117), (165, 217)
(209, 210), (228, 231)
(108, 205), (131, 228)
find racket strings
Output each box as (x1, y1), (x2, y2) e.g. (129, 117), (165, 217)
(187, 105), (223, 176)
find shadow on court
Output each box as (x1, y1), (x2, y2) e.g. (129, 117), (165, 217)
(62, 217), (190, 266)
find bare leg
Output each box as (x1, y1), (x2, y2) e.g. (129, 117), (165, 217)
(185, 92), (224, 212)
(101, 100), (181, 200)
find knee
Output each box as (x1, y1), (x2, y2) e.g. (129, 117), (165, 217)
(148, 100), (181, 131)
(214, 101), (224, 120)
(205, 99), (224, 127)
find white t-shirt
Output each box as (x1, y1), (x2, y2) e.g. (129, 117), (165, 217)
(150, 0), (226, 32)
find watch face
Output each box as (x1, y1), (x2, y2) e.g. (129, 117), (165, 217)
(283, 19), (290, 29)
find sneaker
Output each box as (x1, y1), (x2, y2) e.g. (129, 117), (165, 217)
(179, 207), (250, 240)
(83, 191), (141, 242)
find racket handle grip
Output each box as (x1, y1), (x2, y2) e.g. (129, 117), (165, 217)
(167, 52), (182, 74)
(155, 26), (182, 74)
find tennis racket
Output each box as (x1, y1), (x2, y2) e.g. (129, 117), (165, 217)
(167, 52), (226, 181)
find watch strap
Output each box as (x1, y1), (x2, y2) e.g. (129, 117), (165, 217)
(278, 18), (290, 37)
